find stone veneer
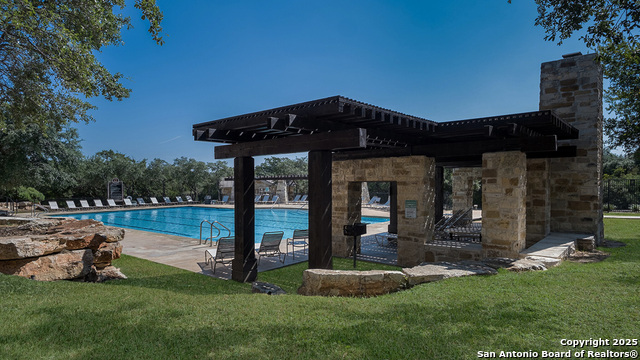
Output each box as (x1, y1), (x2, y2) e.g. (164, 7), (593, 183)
(526, 158), (551, 247)
(452, 167), (481, 221)
(332, 156), (435, 267)
(540, 53), (604, 243)
(481, 151), (527, 258)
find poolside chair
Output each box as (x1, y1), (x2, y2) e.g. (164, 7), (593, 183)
(137, 198), (147, 206)
(79, 200), (92, 210)
(204, 236), (235, 272)
(286, 229), (309, 259)
(123, 198), (136, 206)
(47, 201), (60, 211)
(176, 196), (184, 203)
(290, 194), (301, 203)
(204, 195), (212, 204)
(270, 195), (279, 204)
(163, 196), (174, 205)
(374, 198), (390, 210)
(150, 197), (160, 206)
(107, 199), (121, 208)
(65, 200), (78, 210)
(93, 199), (105, 208)
(260, 194), (270, 204)
(364, 196), (381, 208)
(185, 195), (199, 204)
(214, 195), (229, 205)
(256, 231), (285, 265)
(299, 194), (308, 203)
(254, 195), (262, 203)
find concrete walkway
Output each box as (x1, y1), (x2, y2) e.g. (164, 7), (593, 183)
(520, 232), (581, 260)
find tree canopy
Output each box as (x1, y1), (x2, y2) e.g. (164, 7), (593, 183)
(531, 0), (640, 154)
(0, 0), (164, 131)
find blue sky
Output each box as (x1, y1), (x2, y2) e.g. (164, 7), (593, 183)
(81, 1), (590, 165)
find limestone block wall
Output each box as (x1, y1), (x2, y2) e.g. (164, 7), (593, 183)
(526, 158), (551, 247)
(332, 156), (435, 267)
(481, 151), (527, 258)
(540, 53), (604, 243)
(452, 167), (481, 221)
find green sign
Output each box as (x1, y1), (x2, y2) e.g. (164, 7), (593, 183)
(405, 200), (417, 219)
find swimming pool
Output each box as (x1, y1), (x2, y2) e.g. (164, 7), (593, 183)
(56, 207), (389, 242)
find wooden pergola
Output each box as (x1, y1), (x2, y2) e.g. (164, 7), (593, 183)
(193, 96), (578, 282)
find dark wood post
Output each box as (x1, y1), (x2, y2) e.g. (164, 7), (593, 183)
(232, 156), (257, 282)
(308, 150), (333, 269)
(435, 166), (444, 223)
(388, 181), (398, 234)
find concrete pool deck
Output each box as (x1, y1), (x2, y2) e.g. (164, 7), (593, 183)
(103, 205), (393, 280)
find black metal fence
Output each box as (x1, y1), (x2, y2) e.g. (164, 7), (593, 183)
(604, 178), (640, 212)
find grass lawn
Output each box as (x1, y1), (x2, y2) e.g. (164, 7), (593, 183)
(604, 212), (640, 216)
(1, 219), (639, 359)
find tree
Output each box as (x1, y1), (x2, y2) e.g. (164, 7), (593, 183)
(0, 123), (82, 198)
(530, 0), (640, 154)
(0, 0), (164, 130)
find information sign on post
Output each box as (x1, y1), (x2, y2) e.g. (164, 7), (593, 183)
(108, 178), (125, 202)
(405, 200), (417, 219)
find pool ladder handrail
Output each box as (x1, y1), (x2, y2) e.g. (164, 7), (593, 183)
(199, 220), (231, 246)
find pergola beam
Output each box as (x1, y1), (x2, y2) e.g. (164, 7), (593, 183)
(215, 128), (368, 159)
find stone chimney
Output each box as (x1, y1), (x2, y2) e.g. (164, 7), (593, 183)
(539, 53), (604, 243)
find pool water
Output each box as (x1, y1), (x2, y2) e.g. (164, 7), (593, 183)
(56, 207), (389, 242)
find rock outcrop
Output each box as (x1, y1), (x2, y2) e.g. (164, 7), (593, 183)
(298, 269), (408, 297)
(0, 218), (126, 282)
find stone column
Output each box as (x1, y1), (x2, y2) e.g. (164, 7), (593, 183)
(481, 151), (527, 258)
(452, 167), (481, 222)
(526, 158), (550, 247)
(395, 156), (435, 267)
(540, 53), (604, 243)
(275, 180), (288, 203)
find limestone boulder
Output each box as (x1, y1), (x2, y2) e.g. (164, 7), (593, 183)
(0, 236), (67, 260)
(0, 249), (94, 281)
(403, 261), (497, 286)
(298, 269), (407, 297)
(482, 257), (547, 272)
(92, 242), (123, 268)
(84, 265), (128, 283)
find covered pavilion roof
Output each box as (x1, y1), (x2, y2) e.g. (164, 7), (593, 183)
(193, 95), (578, 167)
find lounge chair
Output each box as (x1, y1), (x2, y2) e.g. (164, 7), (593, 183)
(150, 197), (161, 206)
(163, 197), (174, 205)
(254, 195), (262, 203)
(214, 195), (229, 204)
(270, 195), (279, 204)
(204, 236), (235, 272)
(93, 199), (105, 208)
(47, 201), (60, 211)
(185, 195), (199, 203)
(286, 229), (309, 259)
(255, 231), (285, 264)
(290, 194), (301, 203)
(260, 194), (270, 204)
(137, 198), (147, 206)
(79, 200), (93, 210)
(374, 198), (390, 210)
(176, 196), (184, 203)
(364, 196), (381, 207)
(123, 198), (136, 206)
(107, 199), (121, 208)
(299, 194), (308, 203)
(204, 195), (212, 204)
(65, 200), (78, 210)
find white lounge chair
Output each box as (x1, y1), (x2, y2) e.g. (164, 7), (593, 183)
(176, 196), (184, 204)
(123, 198), (135, 206)
(94, 199), (105, 208)
(107, 199), (121, 207)
(150, 197), (161, 206)
(48, 201), (60, 211)
(137, 198), (147, 206)
(79, 200), (92, 210)
(65, 200), (78, 210)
